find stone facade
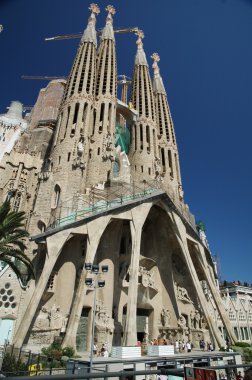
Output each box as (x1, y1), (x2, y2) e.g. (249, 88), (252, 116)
(0, 4), (237, 353)
(218, 282), (252, 343)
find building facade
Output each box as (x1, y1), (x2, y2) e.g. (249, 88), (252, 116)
(219, 282), (252, 343)
(0, 4), (238, 352)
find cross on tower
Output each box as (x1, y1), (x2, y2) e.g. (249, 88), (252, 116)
(106, 5), (116, 15)
(89, 3), (100, 15)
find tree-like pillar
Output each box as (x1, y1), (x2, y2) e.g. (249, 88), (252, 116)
(123, 203), (151, 346)
(63, 216), (110, 349)
(13, 229), (70, 347)
(170, 211), (225, 348)
(197, 243), (236, 344)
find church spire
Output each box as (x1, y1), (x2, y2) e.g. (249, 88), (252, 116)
(129, 32), (159, 183)
(101, 4), (115, 41)
(86, 5), (117, 188)
(151, 53), (183, 201)
(151, 53), (166, 95)
(135, 30), (148, 66)
(81, 3), (100, 46)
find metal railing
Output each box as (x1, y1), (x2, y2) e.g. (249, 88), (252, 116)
(47, 180), (196, 232)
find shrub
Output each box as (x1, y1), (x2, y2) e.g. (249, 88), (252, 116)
(62, 346), (75, 358)
(2, 353), (28, 376)
(234, 342), (251, 348)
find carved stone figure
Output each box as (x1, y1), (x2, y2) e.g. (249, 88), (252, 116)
(178, 184), (184, 199)
(138, 266), (156, 289)
(195, 310), (201, 329)
(175, 282), (193, 303)
(177, 314), (187, 328)
(161, 308), (171, 327)
(95, 301), (114, 332)
(102, 133), (114, 161)
(73, 137), (86, 169)
(49, 304), (63, 329)
(190, 310), (195, 328)
(33, 306), (50, 330)
(154, 157), (163, 181)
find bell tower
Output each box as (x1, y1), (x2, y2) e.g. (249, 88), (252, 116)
(151, 53), (183, 201)
(129, 31), (159, 184)
(86, 5), (117, 188)
(51, 3), (100, 197)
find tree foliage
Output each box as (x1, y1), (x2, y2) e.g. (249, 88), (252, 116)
(0, 200), (35, 285)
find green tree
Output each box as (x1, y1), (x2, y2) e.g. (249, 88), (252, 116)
(0, 200), (35, 286)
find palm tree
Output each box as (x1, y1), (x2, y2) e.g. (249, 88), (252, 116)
(0, 200), (35, 286)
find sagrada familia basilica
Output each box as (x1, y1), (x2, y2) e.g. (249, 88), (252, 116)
(1, 4), (250, 352)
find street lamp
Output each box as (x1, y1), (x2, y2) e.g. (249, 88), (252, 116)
(85, 263), (108, 372)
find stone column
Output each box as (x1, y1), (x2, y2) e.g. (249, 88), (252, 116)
(63, 216), (110, 349)
(197, 243), (236, 344)
(170, 211), (225, 348)
(123, 203), (151, 346)
(13, 229), (70, 347)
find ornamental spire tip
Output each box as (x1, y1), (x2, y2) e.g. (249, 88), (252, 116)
(89, 3), (100, 15)
(106, 5), (116, 16)
(151, 53), (160, 74)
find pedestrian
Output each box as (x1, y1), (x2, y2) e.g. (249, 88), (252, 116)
(175, 339), (179, 352)
(182, 340), (185, 351)
(179, 340), (183, 352)
(236, 372), (243, 380)
(186, 340), (192, 352)
(93, 343), (97, 356)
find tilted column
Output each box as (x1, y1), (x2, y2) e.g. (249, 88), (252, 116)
(197, 243), (236, 343)
(129, 31), (159, 185)
(170, 211), (226, 348)
(151, 53), (183, 202)
(86, 5), (117, 188)
(123, 203), (152, 346)
(62, 216), (110, 349)
(13, 230), (70, 347)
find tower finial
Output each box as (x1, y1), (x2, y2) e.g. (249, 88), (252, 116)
(136, 30), (144, 49)
(134, 30), (147, 66)
(105, 5), (116, 16)
(101, 5), (116, 41)
(81, 3), (99, 46)
(151, 53), (160, 74)
(89, 3), (100, 15)
(151, 53), (166, 95)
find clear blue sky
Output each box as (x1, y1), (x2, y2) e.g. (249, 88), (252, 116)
(1, 0), (252, 282)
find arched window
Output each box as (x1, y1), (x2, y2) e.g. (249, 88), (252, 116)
(113, 160), (120, 178)
(52, 184), (61, 209)
(13, 192), (22, 212)
(38, 220), (46, 233)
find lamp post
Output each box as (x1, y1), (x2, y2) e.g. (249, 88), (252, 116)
(85, 263), (108, 372)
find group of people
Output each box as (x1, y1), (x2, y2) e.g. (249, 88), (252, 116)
(199, 339), (215, 351)
(93, 342), (109, 357)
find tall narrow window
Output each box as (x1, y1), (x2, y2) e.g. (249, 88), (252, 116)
(73, 103), (80, 124)
(140, 124), (143, 150)
(174, 153), (180, 182)
(146, 125), (150, 152)
(82, 103), (88, 123)
(153, 129), (157, 157)
(64, 106), (71, 139)
(108, 103), (113, 133)
(134, 125), (137, 151)
(52, 185), (61, 209)
(13, 192), (22, 212)
(168, 150), (174, 178)
(92, 109), (96, 135)
(161, 148), (166, 172)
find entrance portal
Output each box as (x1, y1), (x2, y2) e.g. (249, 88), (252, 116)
(76, 307), (90, 352)
(137, 308), (150, 343)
